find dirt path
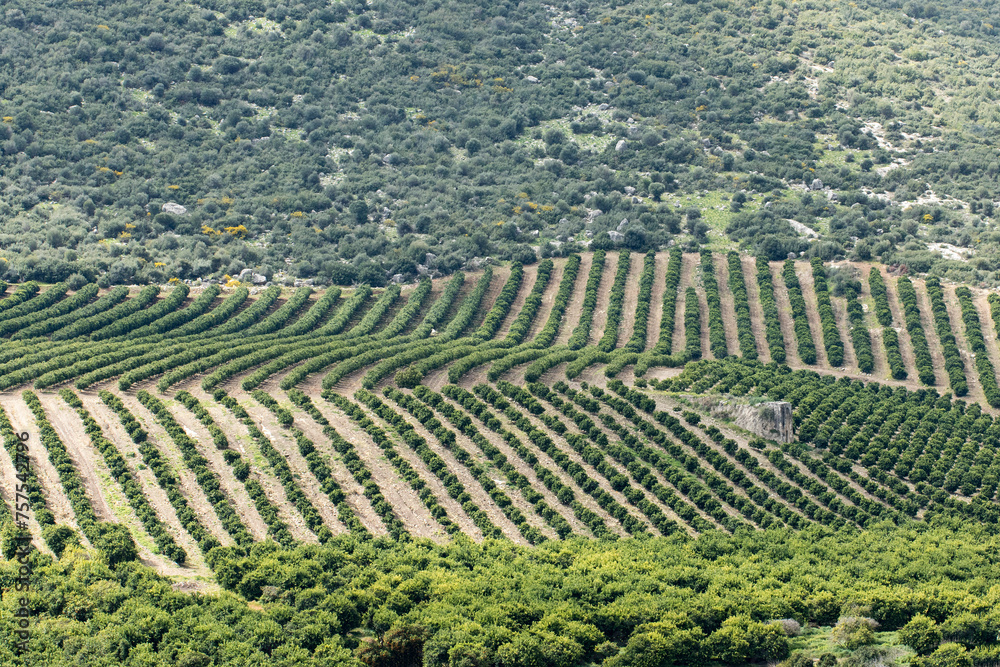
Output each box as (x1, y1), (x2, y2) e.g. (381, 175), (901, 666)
(831, 297), (858, 373)
(794, 262), (830, 368)
(672, 253), (697, 354)
(1, 393), (92, 547)
(310, 396), (448, 541)
(78, 389), (210, 572)
(973, 292), (1000, 397)
(556, 253), (593, 345)
(714, 253), (741, 358)
(526, 258), (565, 341)
(114, 390), (234, 546)
(942, 283), (983, 404)
(645, 251), (669, 352)
(912, 279), (947, 387)
(770, 262), (801, 366)
(588, 251), (618, 347)
(741, 255), (771, 362)
(437, 392), (583, 538)
(615, 252), (645, 349)
(0, 423), (52, 554)
(270, 386), (387, 536)
(495, 263), (538, 340)
(391, 392), (528, 543)
(161, 388), (274, 542)
(884, 271), (921, 384)
(35, 392), (116, 523)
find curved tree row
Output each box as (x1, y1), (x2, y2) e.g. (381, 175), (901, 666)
(597, 251), (632, 353)
(702, 251), (728, 359)
(568, 250), (607, 350)
(868, 268), (894, 327)
(623, 251), (657, 353)
(897, 277), (937, 386)
(13, 285), (128, 340)
(755, 257), (786, 363)
(925, 278), (968, 396)
(956, 287), (1000, 407)
(810, 258), (845, 367)
(0, 283), (95, 338)
(727, 252), (756, 360)
(782, 259), (817, 364)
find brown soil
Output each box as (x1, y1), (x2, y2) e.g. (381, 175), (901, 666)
(1, 393), (91, 547)
(644, 251), (670, 352)
(912, 279), (947, 387)
(794, 262), (830, 367)
(973, 292), (1000, 397)
(271, 386), (388, 536)
(78, 388), (210, 572)
(436, 392), (582, 538)
(555, 253), (593, 345)
(941, 283), (983, 404)
(232, 383), (349, 537)
(588, 251), (618, 347)
(35, 392), (116, 523)
(830, 297), (858, 373)
(0, 427), (52, 554)
(114, 390), (234, 546)
(526, 258), (565, 341)
(770, 262), (802, 366)
(309, 396), (448, 541)
(713, 253), (741, 358)
(160, 387), (273, 541)
(672, 253), (697, 354)
(615, 252), (645, 349)
(393, 391), (528, 543)
(740, 255), (771, 362)
(883, 271), (921, 384)
(495, 263), (538, 340)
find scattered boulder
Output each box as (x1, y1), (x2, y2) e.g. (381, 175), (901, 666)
(608, 230), (625, 243)
(615, 139), (627, 152)
(162, 202), (187, 215)
(810, 178), (824, 190)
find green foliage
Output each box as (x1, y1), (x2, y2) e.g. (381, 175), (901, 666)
(925, 278), (968, 396)
(900, 614), (944, 656)
(755, 257), (786, 363)
(811, 258), (845, 367)
(869, 269), (894, 327)
(956, 287), (999, 407)
(702, 251), (728, 359)
(597, 251), (632, 353)
(568, 251), (606, 350)
(897, 276), (937, 386)
(684, 287), (702, 360)
(783, 260), (817, 365)
(727, 251), (757, 360)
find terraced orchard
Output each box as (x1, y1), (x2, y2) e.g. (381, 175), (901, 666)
(1, 251), (1000, 585)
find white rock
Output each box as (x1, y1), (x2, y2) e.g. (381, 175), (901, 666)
(608, 230), (625, 243)
(162, 202), (187, 215)
(615, 139), (627, 152)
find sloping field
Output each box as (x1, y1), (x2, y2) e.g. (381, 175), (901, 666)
(1, 253), (999, 586)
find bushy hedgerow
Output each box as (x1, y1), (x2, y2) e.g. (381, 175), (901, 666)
(783, 260), (817, 364)
(13, 285), (128, 340)
(623, 251), (657, 353)
(811, 258), (845, 367)
(956, 286), (999, 407)
(653, 248), (683, 355)
(685, 287), (702, 360)
(869, 268), (894, 327)
(845, 287), (875, 373)
(52, 285), (159, 341)
(0, 282), (80, 338)
(756, 257), (786, 363)
(597, 251), (632, 353)
(727, 252), (756, 360)
(90, 284), (190, 340)
(897, 277), (937, 386)
(568, 250), (607, 350)
(925, 278), (967, 396)
(702, 251), (728, 359)
(474, 263), (524, 340)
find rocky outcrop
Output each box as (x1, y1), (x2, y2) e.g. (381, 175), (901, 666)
(694, 397), (794, 443)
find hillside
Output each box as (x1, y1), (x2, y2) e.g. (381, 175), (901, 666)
(2, 252), (1000, 664)
(5, 0), (1000, 287)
